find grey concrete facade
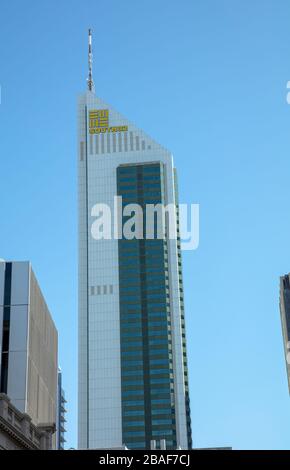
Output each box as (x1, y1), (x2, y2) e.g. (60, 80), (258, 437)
(0, 261), (58, 446)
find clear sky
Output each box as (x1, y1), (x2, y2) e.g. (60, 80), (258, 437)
(1, 0), (290, 450)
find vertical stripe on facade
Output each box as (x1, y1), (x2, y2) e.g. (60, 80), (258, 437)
(0, 262), (12, 394)
(117, 163), (177, 450)
(85, 107), (90, 447)
(173, 170), (192, 449)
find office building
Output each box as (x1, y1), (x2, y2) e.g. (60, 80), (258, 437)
(0, 261), (58, 438)
(78, 30), (192, 449)
(279, 273), (290, 392)
(56, 369), (67, 449)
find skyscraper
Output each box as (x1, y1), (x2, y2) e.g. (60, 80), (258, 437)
(279, 274), (290, 393)
(78, 30), (192, 450)
(0, 261), (58, 431)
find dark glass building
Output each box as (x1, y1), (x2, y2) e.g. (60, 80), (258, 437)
(279, 274), (290, 393)
(117, 163), (191, 449)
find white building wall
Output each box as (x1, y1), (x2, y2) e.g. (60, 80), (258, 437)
(78, 94), (89, 448)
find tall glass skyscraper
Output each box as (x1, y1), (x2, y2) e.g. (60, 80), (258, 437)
(78, 31), (192, 450)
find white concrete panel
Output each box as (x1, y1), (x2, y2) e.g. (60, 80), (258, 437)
(9, 305), (28, 352)
(11, 262), (30, 306)
(7, 351), (27, 403)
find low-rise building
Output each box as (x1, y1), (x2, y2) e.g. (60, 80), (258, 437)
(0, 393), (55, 450)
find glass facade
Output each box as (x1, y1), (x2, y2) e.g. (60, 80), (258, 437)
(280, 274), (290, 393)
(281, 276), (290, 339)
(118, 163), (177, 450)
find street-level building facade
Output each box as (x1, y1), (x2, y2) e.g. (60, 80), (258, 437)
(0, 393), (55, 450)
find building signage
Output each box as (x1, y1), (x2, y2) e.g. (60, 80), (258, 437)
(89, 109), (128, 134)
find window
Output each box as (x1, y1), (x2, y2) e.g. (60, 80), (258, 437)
(152, 419), (172, 426)
(150, 377), (170, 385)
(123, 400), (144, 406)
(152, 430), (173, 437)
(122, 390), (144, 397)
(123, 420), (145, 427)
(123, 410), (145, 417)
(151, 408), (172, 415)
(123, 431), (145, 437)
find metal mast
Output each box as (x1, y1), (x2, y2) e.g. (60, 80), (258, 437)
(87, 29), (94, 92)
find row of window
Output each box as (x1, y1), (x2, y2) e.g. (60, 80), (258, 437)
(120, 190), (162, 198)
(120, 301), (169, 309)
(123, 340), (171, 349)
(119, 258), (165, 268)
(122, 369), (172, 377)
(123, 429), (174, 438)
(121, 347), (169, 357)
(118, 182), (161, 191)
(119, 293), (167, 302)
(121, 309), (169, 318)
(122, 408), (174, 417)
(119, 266), (167, 274)
(122, 388), (173, 397)
(123, 419), (173, 428)
(121, 326), (169, 335)
(118, 174), (161, 182)
(119, 238), (165, 247)
(122, 334), (171, 344)
(118, 165), (161, 175)
(122, 371), (172, 391)
(119, 252), (166, 261)
(122, 368), (171, 378)
(121, 321), (170, 333)
(122, 358), (171, 369)
(119, 249), (167, 258)
(121, 329), (170, 338)
(122, 398), (171, 406)
(122, 378), (170, 386)
(119, 277), (167, 286)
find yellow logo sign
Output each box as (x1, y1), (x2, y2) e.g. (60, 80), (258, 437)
(89, 109), (128, 134)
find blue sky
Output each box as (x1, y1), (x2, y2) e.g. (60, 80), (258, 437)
(1, 0), (290, 449)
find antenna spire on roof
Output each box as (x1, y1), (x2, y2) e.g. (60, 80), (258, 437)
(87, 29), (94, 92)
